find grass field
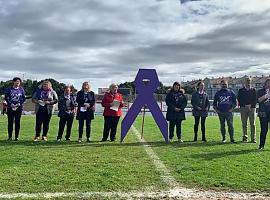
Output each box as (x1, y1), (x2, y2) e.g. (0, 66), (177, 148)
(0, 114), (269, 197)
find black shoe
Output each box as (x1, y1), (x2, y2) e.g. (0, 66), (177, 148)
(202, 139), (207, 142)
(65, 138), (71, 141)
(231, 140), (237, 144)
(14, 138), (19, 141)
(7, 137), (12, 141)
(100, 139), (107, 142)
(258, 146), (264, 150)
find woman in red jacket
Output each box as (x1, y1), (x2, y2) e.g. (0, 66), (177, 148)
(101, 83), (124, 142)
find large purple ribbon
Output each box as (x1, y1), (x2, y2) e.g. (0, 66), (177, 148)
(121, 69), (168, 143)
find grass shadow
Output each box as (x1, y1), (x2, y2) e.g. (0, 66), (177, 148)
(191, 148), (267, 160)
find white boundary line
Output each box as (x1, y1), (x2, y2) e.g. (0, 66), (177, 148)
(0, 125), (270, 199)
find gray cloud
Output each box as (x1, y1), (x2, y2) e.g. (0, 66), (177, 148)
(0, 0), (270, 91)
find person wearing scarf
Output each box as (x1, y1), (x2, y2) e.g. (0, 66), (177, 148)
(4, 77), (26, 141)
(57, 85), (76, 141)
(191, 81), (210, 142)
(165, 82), (187, 143)
(32, 80), (58, 141)
(76, 82), (95, 143)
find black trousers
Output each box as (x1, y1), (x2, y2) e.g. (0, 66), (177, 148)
(35, 107), (52, 137)
(194, 116), (207, 141)
(259, 112), (270, 148)
(78, 118), (92, 139)
(169, 120), (182, 140)
(57, 114), (74, 140)
(7, 107), (22, 139)
(102, 116), (120, 141)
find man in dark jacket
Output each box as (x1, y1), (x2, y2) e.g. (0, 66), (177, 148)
(213, 79), (237, 143)
(165, 82), (187, 143)
(237, 77), (257, 143)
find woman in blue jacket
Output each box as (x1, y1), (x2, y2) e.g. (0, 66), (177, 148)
(57, 85), (76, 141)
(165, 82), (187, 143)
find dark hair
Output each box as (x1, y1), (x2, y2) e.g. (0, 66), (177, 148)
(172, 82), (181, 92)
(12, 77), (22, 82)
(173, 81), (181, 87)
(220, 79), (227, 84)
(264, 78), (270, 89)
(197, 81), (204, 87)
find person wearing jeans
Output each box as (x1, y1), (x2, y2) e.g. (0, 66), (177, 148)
(257, 78), (270, 150)
(101, 83), (124, 142)
(57, 86), (76, 141)
(213, 79), (237, 143)
(237, 77), (257, 143)
(76, 82), (95, 143)
(191, 81), (210, 142)
(32, 80), (58, 142)
(5, 77), (26, 141)
(165, 82), (187, 143)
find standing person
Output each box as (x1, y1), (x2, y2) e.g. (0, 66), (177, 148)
(32, 80), (58, 142)
(4, 77), (26, 141)
(213, 79), (237, 143)
(57, 86), (76, 141)
(191, 81), (210, 142)
(257, 78), (270, 150)
(2, 96), (7, 115)
(101, 83), (124, 142)
(165, 82), (187, 143)
(76, 82), (95, 143)
(237, 77), (257, 143)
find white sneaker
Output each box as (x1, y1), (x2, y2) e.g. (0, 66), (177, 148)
(78, 138), (82, 143)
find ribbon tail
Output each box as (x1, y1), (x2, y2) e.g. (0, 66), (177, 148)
(147, 99), (168, 143)
(121, 99), (144, 143)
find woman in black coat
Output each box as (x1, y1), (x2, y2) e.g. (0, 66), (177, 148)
(76, 82), (95, 143)
(57, 85), (76, 141)
(191, 81), (210, 142)
(257, 78), (270, 150)
(165, 82), (187, 143)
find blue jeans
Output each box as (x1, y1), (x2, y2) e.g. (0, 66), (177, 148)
(218, 112), (235, 142)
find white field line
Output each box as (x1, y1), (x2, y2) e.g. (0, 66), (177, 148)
(130, 125), (179, 188)
(0, 125), (270, 199)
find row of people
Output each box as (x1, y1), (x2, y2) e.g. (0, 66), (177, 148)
(165, 77), (270, 150)
(4, 78), (124, 143)
(4, 77), (270, 149)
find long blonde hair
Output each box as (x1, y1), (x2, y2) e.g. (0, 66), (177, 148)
(81, 82), (91, 92)
(39, 80), (52, 90)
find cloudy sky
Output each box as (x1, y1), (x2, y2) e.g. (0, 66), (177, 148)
(1, 0), (270, 92)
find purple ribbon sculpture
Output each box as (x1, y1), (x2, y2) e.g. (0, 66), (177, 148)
(121, 69), (168, 143)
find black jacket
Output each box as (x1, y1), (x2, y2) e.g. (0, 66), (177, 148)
(257, 88), (270, 116)
(76, 90), (95, 120)
(191, 91), (210, 117)
(165, 90), (187, 121)
(58, 94), (76, 117)
(237, 87), (257, 108)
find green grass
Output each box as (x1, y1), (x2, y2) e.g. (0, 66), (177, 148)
(0, 115), (166, 193)
(134, 115), (270, 192)
(0, 114), (269, 195)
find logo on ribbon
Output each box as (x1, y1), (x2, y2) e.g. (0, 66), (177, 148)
(121, 69), (168, 143)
